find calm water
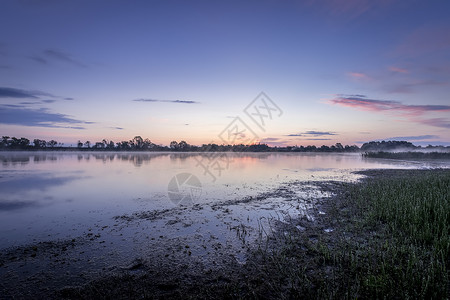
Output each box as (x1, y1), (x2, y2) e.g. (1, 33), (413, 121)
(1, 151), (448, 249)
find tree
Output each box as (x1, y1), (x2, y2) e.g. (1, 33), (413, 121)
(1, 136), (10, 148)
(178, 140), (189, 151)
(77, 141), (83, 148)
(133, 136), (144, 149)
(33, 139), (46, 148)
(170, 141), (179, 150)
(84, 141), (91, 148)
(47, 140), (57, 148)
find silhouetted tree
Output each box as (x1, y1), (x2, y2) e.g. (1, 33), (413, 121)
(47, 140), (57, 148)
(170, 141), (179, 150)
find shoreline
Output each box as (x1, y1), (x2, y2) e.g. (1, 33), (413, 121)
(1, 168), (449, 299)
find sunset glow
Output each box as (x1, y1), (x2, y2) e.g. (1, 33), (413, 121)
(1, 0), (449, 147)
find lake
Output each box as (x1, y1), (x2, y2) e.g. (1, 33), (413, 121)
(1, 151), (449, 295)
(1, 151), (448, 249)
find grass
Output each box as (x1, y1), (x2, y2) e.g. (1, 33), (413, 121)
(339, 169), (450, 299)
(362, 151), (450, 160)
(57, 169), (450, 299)
(240, 169), (450, 299)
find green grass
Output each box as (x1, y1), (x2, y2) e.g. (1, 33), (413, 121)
(340, 169), (450, 299)
(235, 169), (450, 299)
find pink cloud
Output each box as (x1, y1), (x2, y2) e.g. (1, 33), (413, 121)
(416, 118), (450, 129)
(348, 72), (371, 80)
(329, 95), (450, 128)
(389, 66), (408, 74)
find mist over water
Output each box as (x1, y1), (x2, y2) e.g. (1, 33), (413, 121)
(1, 151), (449, 249)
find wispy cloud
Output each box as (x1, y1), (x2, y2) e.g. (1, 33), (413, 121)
(0, 105), (90, 129)
(417, 118), (450, 129)
(260, 137), (281, 142)
(0, 87), (41, 98)
(133, 98), (199, 104)
(330, 95), (450, 116)
(19, 101), (42, 105)
(389, 66), (408, 74)
(30, 56), (48, 64)
(348, 72), (371, 80)
(31, 49), (87, 68)
(383, 135), (438, 141)
(259, 137), (290, 147)
(329, 95), (450, 128)
(0, 86), (74, 103)
(286, 131), (337, 137)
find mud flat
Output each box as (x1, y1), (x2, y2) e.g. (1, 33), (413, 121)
(1, 169), (449, 299)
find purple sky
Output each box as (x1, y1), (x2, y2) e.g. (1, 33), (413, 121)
(1, 0), (449, 146)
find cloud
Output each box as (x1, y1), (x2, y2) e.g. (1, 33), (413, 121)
(304, 138), (332, 141)
(304, 131), (337, 136)
(133, 98), (199, 104)
(0, 105), (89, 129)
(0, 87), (40, 98)
(330, 95), (450, 116)
(0, 86), (74, 103)
(389, 66), (408, 74)
(383, 135), (439, 141)
(348, 72), (370, 80)
(0, 86), (61, 99)
(31, 49), (86, 68)
(417, 118), (450, 129)
(19, 101), (42, 105)
(260, 137), (281, 142)
(110, 126), (124, 130)
(329, 95), (450, 128)
(30, 56), (48, 64)
(338, 94), (367, 98)
(64, 97), (74, 101)
(43, 49), (86, 67)
(286, 131), (337, 137)
(259, 137), (290, 147)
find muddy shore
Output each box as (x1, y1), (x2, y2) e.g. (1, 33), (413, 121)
(1, 169), (448, 299)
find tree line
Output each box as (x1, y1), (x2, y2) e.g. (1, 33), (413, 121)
(1, 135), (447, 152)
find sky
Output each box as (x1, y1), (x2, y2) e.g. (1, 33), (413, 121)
(1, 0), (449, 147)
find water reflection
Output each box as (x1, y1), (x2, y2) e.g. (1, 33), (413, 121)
(0, 171), (84, 211)
(0, 151), (448, 249)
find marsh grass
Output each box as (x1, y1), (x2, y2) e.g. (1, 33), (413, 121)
(343, 169), (450, 299)
(241, 169), (450, 299)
